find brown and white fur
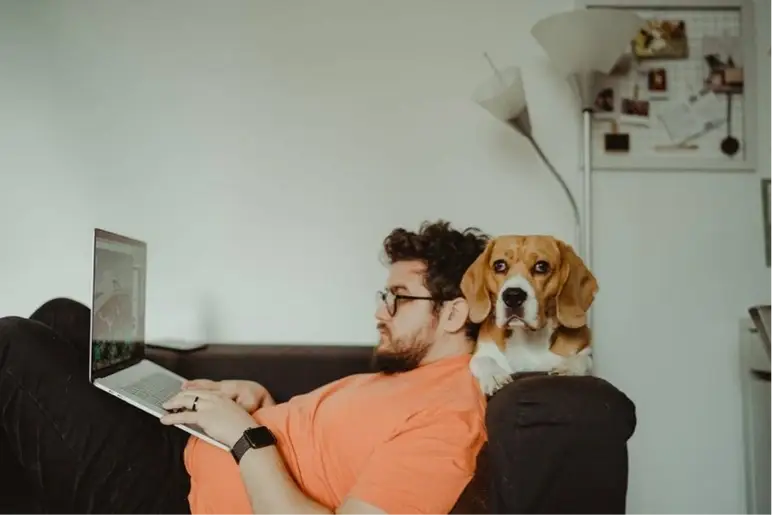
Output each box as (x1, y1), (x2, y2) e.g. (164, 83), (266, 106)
(460, 235), (599, 396)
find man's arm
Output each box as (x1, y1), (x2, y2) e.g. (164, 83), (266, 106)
(160, 389), (381, 512)
(238, 446), (385, 514)
(238, 445), (328, 514)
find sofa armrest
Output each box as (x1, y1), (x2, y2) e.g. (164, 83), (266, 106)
(485, 372), (637, 514)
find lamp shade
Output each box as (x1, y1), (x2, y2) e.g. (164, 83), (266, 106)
(531, 9), (645, 78)
(472, 66), (526, 125)
(471, 63), (580, 251)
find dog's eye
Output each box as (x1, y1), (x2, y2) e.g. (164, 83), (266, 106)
(532, 260), (550, 274)
(492, 259), (508, 274)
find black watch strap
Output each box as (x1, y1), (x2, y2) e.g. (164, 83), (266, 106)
(231, 426), (277, 464)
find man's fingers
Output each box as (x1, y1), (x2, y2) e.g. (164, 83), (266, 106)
(235, 393), (258, 412)
(182, 379), (218, 390)
(219, 383), (242, 398)
(162, 390), (218, 411)
(162, 394), (194, 412)
(160, 410), (199, 426)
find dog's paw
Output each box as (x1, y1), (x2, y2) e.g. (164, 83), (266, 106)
(471, 356), (513, 396)
(478, 372), (514, 396)
(548, 364), (572, 376)
(549, 351), (592, 376)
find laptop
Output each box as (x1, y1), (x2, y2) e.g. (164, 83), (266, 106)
(748, 304), (771, 358)
(88, 228), (229, 451)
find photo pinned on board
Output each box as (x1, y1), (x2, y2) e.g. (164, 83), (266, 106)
(602, 121), (630, 154)
(593, 85), (616, 120)
(657, 89), (725, 145)
(619, 97), (652, 127)
(632, 19), (688, 60)
(703, 35), (744, 94)
(647, 68), (668, 100)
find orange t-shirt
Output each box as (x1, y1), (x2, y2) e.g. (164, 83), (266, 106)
(183, 354), (487, 514)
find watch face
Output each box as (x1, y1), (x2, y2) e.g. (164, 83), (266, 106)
(244, 426), (276, 448)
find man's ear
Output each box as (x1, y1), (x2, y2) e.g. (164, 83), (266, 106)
(441, 297), (470, 334)
(460, 240), (495, 323)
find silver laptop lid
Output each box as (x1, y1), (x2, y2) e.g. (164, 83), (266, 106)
(89, 229), (148, 382)
(748, 305), (771, 358)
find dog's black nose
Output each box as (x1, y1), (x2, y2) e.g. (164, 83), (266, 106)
(502, 287), (527, 308)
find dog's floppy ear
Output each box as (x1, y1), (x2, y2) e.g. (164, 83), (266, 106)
(461, 240), (495, 324)
(555, 241), (598, 328)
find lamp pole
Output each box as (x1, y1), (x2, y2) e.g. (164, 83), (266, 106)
(581, 108), (593, 269)
(574, 70), (595, 269)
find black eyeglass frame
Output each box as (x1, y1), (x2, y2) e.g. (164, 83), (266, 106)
(376, 289), (451, 317)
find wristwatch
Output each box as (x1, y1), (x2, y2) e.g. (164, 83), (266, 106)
(230, 426), (277, 464)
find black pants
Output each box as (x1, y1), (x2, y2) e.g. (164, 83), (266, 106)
(0, 298), (191, 514)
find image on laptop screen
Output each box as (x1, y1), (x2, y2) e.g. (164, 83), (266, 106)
(91, 230), (147, 373)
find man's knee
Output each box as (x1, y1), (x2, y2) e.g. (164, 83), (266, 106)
(0, 317), (39, 374)
(0, 316), (34, 345)
(0, 315), (66, 363)
(29, 297), (89, 321)
(28, 297), (90, 347)
(1, 296), (90, 349)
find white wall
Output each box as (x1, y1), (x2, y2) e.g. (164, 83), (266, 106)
(0, 1), (769, 513)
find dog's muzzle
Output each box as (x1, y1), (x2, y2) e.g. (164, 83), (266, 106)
(496, 275), (539, 330)
(502, 287), (527, 317)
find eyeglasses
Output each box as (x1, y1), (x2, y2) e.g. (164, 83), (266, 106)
(377, 289), (446, 317)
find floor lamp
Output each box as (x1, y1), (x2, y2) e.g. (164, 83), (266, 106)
(473, 62), (582, 255)
(530, 8), (645, 270)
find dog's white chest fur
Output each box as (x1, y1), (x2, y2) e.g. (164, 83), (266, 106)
(502, 326), (564, 373)
(470, 324), (592, 396)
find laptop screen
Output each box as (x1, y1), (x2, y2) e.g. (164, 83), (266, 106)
(90, 229), (147, 376)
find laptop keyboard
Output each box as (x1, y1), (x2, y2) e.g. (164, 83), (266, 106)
(120, 372), (183, 408)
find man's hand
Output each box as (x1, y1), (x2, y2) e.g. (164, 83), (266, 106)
(182, 379), (275, 413)
(160, 390), (258, 448)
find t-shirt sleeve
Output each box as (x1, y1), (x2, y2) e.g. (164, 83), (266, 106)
(345, 410), (486, 514)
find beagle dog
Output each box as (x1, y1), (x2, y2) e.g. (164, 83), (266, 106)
(460, 235), (598, 396)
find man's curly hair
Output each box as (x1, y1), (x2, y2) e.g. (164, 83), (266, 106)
(381, 220), (490, 341)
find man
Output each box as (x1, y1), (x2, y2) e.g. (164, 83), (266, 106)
(0, 220), (490, 514)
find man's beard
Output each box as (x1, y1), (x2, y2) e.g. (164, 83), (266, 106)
(372, 323), (435, 374)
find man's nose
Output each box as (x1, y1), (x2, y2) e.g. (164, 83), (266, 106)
(375, 302), (390, 322)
